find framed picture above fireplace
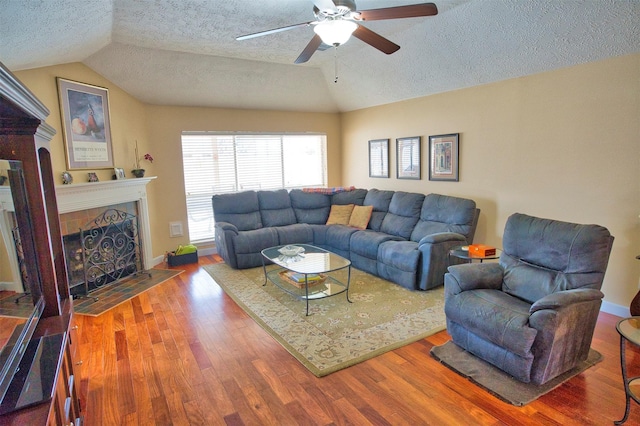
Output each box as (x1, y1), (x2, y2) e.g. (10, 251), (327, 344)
(57, 78), (114, 170)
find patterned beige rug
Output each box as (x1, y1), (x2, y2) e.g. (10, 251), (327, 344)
(204, 263), (446, 377)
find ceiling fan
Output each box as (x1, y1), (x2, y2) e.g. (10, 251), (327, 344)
(236, 1), (438, 64)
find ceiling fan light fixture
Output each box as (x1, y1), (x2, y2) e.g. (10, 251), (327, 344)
(313, 19), (358, 46)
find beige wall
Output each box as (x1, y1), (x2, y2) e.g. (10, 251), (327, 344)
(14, 63), (342, 263)
(143, 105), (342, 256)
(11, 54), (640, 310)
(15, 63), (148, 182)
(341, 53), (640, 309)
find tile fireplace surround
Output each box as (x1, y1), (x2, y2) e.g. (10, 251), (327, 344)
(55, 176), (156, 270)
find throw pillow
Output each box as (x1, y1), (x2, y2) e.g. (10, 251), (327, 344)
(349, 205), (373, 230)
(326, 204), (355, 225)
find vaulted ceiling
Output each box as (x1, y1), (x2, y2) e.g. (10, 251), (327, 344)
(1, 0), (639, 113)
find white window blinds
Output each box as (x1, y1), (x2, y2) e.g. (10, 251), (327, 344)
(181, 133), (327, 242)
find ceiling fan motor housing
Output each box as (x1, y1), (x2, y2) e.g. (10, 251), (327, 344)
(314, 0), (357, 20)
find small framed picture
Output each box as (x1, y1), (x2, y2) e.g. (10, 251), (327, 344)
(396, 136), (421, 180)
(368, 139), (389, 178)
(428, 133), (459, 181)
(114, 167), (126, 180)
(87, 172), (99, 182)
(61, 171), (73, 185)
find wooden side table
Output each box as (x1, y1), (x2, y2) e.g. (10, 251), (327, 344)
(629, 256), (640, 316)
(615, 317), (640, 424)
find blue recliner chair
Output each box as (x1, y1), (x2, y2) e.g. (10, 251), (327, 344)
(444, 213), (614, 384)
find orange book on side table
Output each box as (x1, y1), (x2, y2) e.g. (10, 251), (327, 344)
(468, 244), (496, 257)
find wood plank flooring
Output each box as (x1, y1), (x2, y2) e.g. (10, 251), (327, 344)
(76, 255), (640, 425)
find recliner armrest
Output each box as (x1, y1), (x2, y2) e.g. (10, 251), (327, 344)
(418, 232), (467, 246)
(445, 263), (504, 293)
(215, 221), (239, 235)
(529, 288), (604, 313)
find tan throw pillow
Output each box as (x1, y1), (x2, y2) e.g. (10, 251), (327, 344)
(326, 204), (355, 225)
(348, 205), (373, 230)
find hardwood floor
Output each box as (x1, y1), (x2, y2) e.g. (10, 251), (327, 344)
(76, 254), (640, 425)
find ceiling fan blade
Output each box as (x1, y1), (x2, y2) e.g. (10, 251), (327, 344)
(352, 25), (400, 55)
(312, 0), (338, 14)
(236, 21), (313, 41)
(294, 34), (323, 64)
(358, 2), (438, 21)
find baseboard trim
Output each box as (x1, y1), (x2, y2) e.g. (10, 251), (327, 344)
(601, 300), (629, 318)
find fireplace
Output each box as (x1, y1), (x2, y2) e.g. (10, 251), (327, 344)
(56, 177), (155, 296)
(63, 207), (142, 297)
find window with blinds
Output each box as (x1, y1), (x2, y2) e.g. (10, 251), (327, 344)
(181, 133), (327, 243)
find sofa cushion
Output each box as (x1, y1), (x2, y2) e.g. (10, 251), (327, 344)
(349, 205), (373, 230)
(212, 191), (262, 231)
(377, 240), (421, 289)
(275, 224), (313, 246)
(503, 213), (613, 275)
(378, 240), (420, 272)
(444, 289), (537, 357)
(410, 194), (477, 242)
(332, 188), (367, 206)
(363, 189), (394, 232)
(232, 228), (279, 268)
(258, 189), (297, 227)
(380, 191), (424, 239)
(326, 204), (355, 225)
(325, 225), (359, 253)
(351, 230), (400, 259)
(501, 213), (614, 303)
(290, 189), (331, 224)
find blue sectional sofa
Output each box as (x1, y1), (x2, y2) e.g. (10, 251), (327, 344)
(212, 188), (479, 290)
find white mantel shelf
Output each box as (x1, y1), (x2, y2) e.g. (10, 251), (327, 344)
(55, 176), (156, 214)
(55, 176), (156, 269)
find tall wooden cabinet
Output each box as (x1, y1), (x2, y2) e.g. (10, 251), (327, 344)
(0, 63), (83, 424)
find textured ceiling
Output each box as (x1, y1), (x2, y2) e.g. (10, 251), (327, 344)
(1, 0), (639, 113)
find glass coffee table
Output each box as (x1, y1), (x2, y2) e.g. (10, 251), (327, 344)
(260, 244), (352, 316)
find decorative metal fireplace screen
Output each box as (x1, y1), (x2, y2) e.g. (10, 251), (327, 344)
(77, 208), (143, 296)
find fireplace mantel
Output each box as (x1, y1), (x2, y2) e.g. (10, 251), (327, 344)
(55, 176), (156, 214)
(55, 176), (156, 269)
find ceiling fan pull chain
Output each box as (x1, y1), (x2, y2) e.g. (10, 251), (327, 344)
(334, 45), (339, 83)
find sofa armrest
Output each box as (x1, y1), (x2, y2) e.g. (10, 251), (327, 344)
(529, 288), (604, 314)
(416, 233), (469, 290)
(445, 263), (504, 294)
(215, 221), (239, 235)
(527, 288), (604, 384)
(418, 232), (467, 246)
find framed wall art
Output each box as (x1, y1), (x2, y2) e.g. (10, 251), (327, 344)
(396, 136), (421, 180)
(57, 78), (114, 170)
(428, 133), (459, 181)
(368, 139), (389, 178)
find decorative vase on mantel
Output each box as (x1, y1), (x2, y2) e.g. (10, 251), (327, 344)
(131, 169), (145, 178)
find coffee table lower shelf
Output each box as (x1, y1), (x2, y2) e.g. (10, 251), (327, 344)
(264, 267), (351, 316)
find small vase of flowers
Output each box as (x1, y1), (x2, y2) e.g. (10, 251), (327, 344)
(132, 140), (153, 178)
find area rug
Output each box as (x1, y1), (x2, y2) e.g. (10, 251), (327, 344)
(204, 263), (446, 377)
(74, 269), (183, 316)
(430, 341), (603, 406)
